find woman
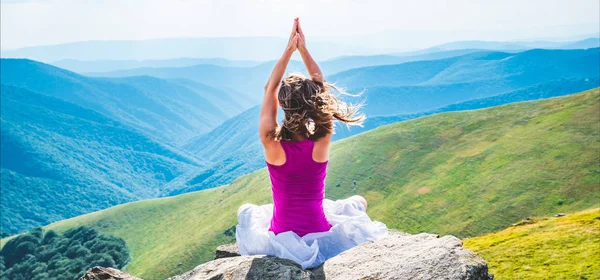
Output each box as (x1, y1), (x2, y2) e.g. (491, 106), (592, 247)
(235, 17), (388, 269)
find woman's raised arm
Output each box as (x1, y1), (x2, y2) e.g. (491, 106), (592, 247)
(297, 19), (324, 83)
(259, 18), (299, 144)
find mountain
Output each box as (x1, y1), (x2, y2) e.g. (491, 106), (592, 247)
(332, 77), (600, 140)
(164, 78), (255, 118)
(327, 48), (599, 116)
(51, 57), (263, 74)
(182, 106), (261, 161)
(0, 37), (378, 62)
(558, 37), (600, 49)
(84, 50), (484, 105)
(0, 59), (248, 144)
(428, 41), (529, 51)
(319, 49), (489, 76)
(330, 48), (599, 89)
(464, 208), (600, 279)
(402, 37), (600, 54)
(0, 84), (202, 235)
(168, 105), (265, 195)
(71, 49), (482, 76)
(4, 34), (596, 63)
(90, 48), (598, 112)
(9, 88), (598, 280)
(177, 49), (600, 193)
(86, 60), (307, 104)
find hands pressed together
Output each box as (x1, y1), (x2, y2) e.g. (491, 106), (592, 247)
(260, 17), (324, 142)
(286, 17), (308, 54)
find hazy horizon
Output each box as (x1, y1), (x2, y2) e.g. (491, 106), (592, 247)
(1, 0), (598, 51)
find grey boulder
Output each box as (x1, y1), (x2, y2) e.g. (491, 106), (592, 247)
(167, 230), (493, 280)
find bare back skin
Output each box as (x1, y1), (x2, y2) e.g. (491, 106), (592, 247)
(264, 133), (332, 166)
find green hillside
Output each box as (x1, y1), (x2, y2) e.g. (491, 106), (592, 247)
(4, 88), (598, 279)
(335, 48), (600, 117)
(0, 85), (202, 234)
(324, 87), (599, 238)
(180, 78), (599, 197)
(177, 48), (599, 195)
(464, 208), (600, 279)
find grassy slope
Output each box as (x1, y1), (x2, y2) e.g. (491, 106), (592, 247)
(175, 49), (600, 196)
(3, 88), (598, 279)
(464, 208), (600, 279)
(325, 88), (600, 238)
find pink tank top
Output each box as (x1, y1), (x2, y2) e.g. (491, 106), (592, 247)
(266, 138), (332, 237)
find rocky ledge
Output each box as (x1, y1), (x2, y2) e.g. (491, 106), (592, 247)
(82, 230), (494, 280)
(80, 266), (142, 280)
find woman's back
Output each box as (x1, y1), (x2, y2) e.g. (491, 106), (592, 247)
(237, 17), (387, 270)
(266, 138), (332, 237)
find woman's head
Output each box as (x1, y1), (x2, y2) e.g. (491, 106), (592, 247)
(272, 73), (364, 141)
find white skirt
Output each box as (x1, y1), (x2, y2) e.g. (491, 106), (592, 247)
(235, 196), (389, 269)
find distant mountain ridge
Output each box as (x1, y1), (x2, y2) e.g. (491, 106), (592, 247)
(177, 48), (600, 193)
(1, 47), (597, 235)
(84, 48), (599, 109)
(0, 37), (379, 62)
(393, 37), (600, 55)
(59, 49), (486, 75)
(51, 57), (263, 74)
(14, 88), (598, 280)
(85, 60), (307, 104)
(0, 84), (202, 234)
(435, 37), (599, 50)
(333, 77), (600, 139)
(0, 58), (263, 234)
(0, 59), (250, 144)
(331, 48), (599, 89)
(2, 35), (597, 62)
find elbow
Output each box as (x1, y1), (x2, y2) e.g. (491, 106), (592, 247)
(311, 73), (324, 83)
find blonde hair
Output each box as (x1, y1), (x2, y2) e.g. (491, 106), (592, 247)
(271, 73), (365, 141)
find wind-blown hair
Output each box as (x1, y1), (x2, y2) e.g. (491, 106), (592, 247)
(271, 73), (365, 141)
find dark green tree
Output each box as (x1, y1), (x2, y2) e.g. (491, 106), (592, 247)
(0, 226), (129, 280)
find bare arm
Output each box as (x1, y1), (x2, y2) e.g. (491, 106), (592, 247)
(297, 19), (324, 83)
(296, 18), (332, 157)
(259, 19), (299, 144)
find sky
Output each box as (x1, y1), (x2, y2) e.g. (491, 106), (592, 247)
(1, 0), (599, 50)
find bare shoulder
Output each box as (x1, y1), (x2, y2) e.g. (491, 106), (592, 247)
(313, 133), (332, 146)
(263, 138), (286, 166)
(312, 133), (332, 163)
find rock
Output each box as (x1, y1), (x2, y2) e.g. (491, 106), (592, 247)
(322, 231), (492, 280)
(169, 230), (493, 280)
(79, 266), (142, 280)
(215, 243), (240, 259)
(511, 217), (536, 227)
(167, 255), (318, 280)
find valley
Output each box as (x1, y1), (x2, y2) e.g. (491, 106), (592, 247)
(3, 88), (596, 279)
